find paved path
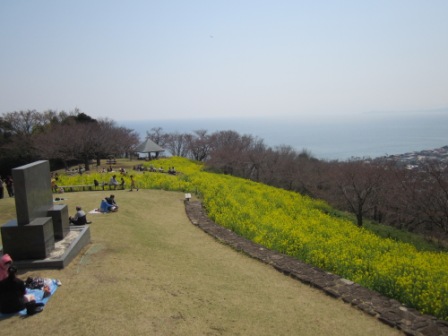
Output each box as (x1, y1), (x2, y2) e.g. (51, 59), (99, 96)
(185, 201), (448, 336)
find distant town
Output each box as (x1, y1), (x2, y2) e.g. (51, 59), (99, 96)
(372, 145), (448, 169)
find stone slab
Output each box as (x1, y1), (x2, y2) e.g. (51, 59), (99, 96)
(13, 226), (91, 269)
(1, 217), (55, 259)
(47, 204), (70, 240)
(13, 160), (53, 225)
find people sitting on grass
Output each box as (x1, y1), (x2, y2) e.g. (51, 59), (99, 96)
(106, 194), (118, 210)
(100, 194), (119, 213)
(69, 206), (91, 225)
(0, 266), (44, 315)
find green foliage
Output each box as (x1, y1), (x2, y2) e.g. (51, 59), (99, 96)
(320, 208), (446, 253)
(58, 156), (448, 320)
(363, 221), (447, 253)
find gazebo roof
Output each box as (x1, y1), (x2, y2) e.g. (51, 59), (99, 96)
(135, 138), (165, 153)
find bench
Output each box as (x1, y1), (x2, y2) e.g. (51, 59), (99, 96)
(100, 182), (126, 190)
(58, 184), (96, 192)
(106, 159), (117, 165)
(185, 193), (192, 201)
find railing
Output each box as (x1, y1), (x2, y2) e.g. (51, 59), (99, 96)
(57, 185), (95, 192)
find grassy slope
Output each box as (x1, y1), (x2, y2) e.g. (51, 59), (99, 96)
(0, 190), (402, 336)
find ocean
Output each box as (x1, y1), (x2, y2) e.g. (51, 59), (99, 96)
(119, 111), (448, 161)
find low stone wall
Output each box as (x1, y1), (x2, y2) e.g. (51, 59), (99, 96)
(185, 201), (448, 336)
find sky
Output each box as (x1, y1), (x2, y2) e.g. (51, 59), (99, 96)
(1, 1), (447, 123)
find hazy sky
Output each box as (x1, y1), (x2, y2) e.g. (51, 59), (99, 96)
(1, 1), (447, 122)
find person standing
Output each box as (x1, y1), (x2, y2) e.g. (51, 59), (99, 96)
(129, 175), (138, 191)
(51, 176), (58, 193)
(5, 176), (14, 197)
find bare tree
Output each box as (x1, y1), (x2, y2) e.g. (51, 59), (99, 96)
(164, 132), (190, 157)
(2, 110), (45, 136)
(245, 137), (268, 181)
(412, 161), (448, 235)
(186, 129), (212, 162)
(34, 123), (77, 168)
(332, 161), (385, 226)
(206, 130), (251, 174)
(106, 123), (140, 160)
(146, 127), (165, 146)
(0, 110), (44, 163)
(270, 145), (300, 190)
(34, 114), (139, 170)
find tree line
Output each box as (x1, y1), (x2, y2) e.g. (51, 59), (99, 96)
(147, 127), (448, 241)
(0, 109), (139, 174)
(1, 109), (446, 241)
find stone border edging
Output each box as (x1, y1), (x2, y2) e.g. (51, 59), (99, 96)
(185, 201), (448, 336)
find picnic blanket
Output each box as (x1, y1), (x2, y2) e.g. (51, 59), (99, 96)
(0, 278), (60, 317)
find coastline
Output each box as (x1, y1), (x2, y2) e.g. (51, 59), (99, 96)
(119, 113), (448, 161)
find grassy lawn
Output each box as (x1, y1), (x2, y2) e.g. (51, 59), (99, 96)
(0, 189), (403, 336)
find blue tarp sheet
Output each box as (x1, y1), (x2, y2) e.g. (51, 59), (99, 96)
(0, 279), (59, 317)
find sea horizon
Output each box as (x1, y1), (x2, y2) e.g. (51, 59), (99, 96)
(119, 111), (448, 161)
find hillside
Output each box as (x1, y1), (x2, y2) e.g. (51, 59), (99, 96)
(54, 157), (448, 321)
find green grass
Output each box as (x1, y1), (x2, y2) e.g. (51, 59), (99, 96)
(13, 156), (445, 321)
(363, 220), (448, 252)
(0, 190), (401, 336)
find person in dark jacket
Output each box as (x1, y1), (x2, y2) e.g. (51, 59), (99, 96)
(105, 194), (118, 211)
(5, 176), (13, 197)
(69, 206), (91, 225)
(0, 266), (43, 315)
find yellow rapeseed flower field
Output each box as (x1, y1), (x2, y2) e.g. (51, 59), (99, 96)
(58, 157), (448, 320)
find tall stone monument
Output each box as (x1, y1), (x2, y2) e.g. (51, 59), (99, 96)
(1, 160), (90, 268)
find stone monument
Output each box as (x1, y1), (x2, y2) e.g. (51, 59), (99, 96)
(1, 160), (90, 268)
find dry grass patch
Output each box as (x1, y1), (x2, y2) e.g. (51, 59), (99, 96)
(0, 190), (402, 336)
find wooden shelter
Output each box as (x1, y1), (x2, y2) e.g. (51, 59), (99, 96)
(134, 138), (165, 159)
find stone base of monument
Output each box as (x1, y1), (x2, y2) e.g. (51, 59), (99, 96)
(1, 217), (55, 260)
(1, 160), (91, 269)
(6, 226), (91, 269)
(47, 204), (70, 240)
